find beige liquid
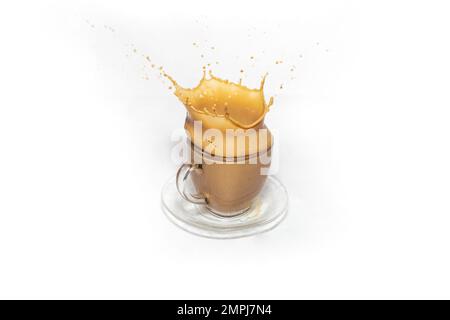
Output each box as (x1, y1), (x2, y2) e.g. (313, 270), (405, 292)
(189, 145), (271, 215)
(167, 70), (274, 215)
(166, 70), (274, 157)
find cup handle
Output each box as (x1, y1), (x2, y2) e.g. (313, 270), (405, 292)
(176, 163), (207, 205)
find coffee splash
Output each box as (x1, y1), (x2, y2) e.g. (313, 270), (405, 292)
(165, 70), (273, 129)
(164, 70), (274, 157)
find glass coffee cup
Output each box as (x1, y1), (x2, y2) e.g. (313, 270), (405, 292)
(176, 141), (272, 217)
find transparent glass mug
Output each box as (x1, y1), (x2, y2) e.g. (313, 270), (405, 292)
(176, 142), (272, 217)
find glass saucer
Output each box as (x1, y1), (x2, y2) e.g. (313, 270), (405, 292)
(161, 175), (288, 239)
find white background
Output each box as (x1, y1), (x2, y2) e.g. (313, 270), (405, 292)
(1, 0), (450, 299)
